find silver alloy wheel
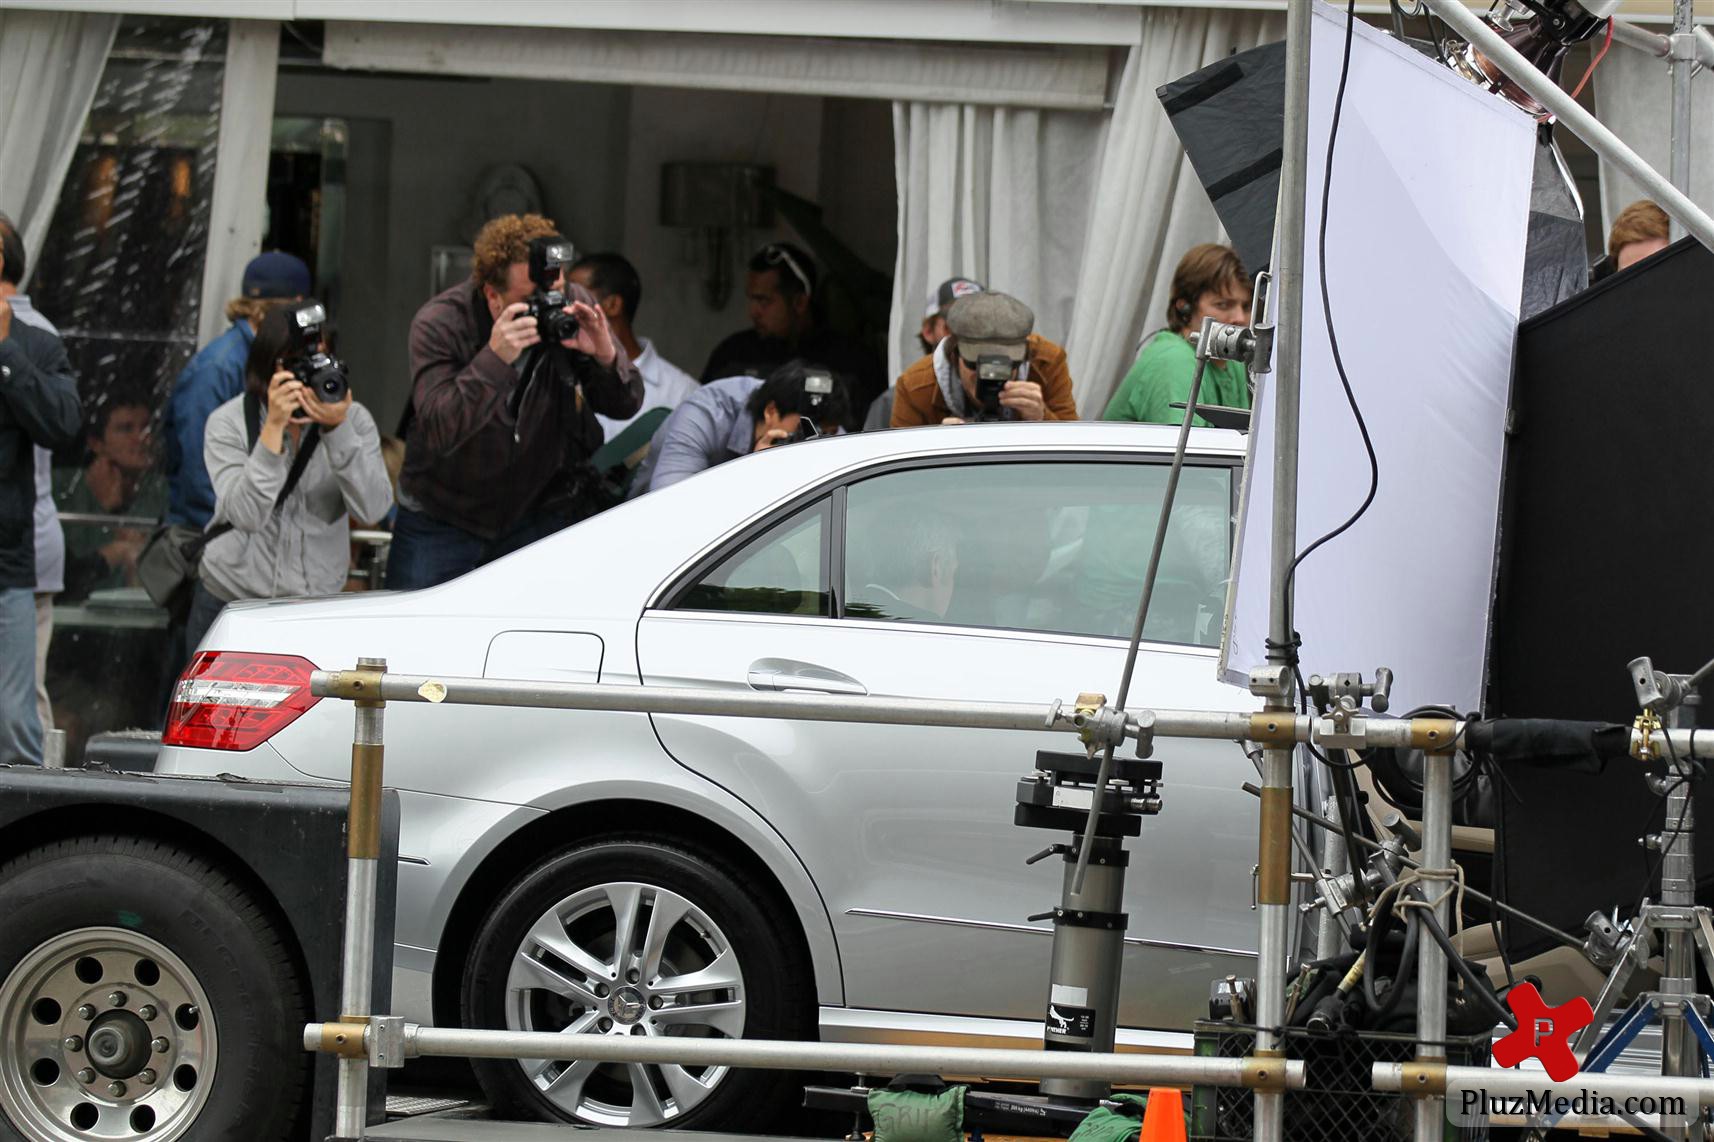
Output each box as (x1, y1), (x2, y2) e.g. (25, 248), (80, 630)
(0, 928), (216, 1142)
(505, 881), (745, 1127)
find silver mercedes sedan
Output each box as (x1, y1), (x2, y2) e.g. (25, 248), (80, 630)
(154, 421), (1259, 1131)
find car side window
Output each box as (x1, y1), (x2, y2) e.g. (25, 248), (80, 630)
(842, 462), (1232, 646)
(676, 499), (830, 617)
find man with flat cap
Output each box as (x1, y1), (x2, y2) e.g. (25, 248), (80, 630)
(889, 291), (1077, 427)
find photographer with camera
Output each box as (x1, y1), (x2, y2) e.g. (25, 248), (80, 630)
(630, 361), (850, 497)
(389, 214), (641, 589)
(163, 252), (310, 529)
(183, 302), (391, 653)
(889, 292), (1077, 428)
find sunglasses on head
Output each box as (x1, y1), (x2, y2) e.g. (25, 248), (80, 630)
(762, 245), (813, 298)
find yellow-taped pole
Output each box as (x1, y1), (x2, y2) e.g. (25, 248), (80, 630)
(331, 657), (386, 1141)
(1412, 717), (1458, 1142)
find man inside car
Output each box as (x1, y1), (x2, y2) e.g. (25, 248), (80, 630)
(848, 512), (959, 623)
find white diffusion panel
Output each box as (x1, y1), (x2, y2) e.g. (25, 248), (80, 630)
(1221, 6), (1535, 713)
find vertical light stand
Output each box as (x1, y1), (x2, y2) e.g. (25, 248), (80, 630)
(1413, 737), (1456, 1142)
(1669, 0), (1696, 241)
(1252, 1), (1314, 1139)
(1654, 678), (1699, 1089)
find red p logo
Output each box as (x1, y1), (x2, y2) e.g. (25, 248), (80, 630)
(1492, 982), (1594, 1083)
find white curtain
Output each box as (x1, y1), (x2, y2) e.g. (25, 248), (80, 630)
(887, 104), (1104, 378)
(1064, 7), (1286, 416)
(197, 19), (282, 346)
(0, 9), (119, 283)
(1593, 39), (1714, 235)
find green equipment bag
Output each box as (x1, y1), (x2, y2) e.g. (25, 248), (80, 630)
(866, 1079), (967, 1142)
(1068, 1092), (1150, 1142)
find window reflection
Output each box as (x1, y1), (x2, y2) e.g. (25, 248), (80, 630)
(843, 462), (1234, 647)
(30, 15), (227, 762)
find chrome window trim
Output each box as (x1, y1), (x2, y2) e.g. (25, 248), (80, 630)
(638, 606), (1220, 660)
(648, 446), (1241, 614)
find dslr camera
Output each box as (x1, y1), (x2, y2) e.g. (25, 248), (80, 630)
(787, 371), (836, 443)
(973, 354), (1016, 422)
(284, 301), (349, 410)
(524, 237), (579, 344)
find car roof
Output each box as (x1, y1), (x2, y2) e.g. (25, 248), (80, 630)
(220, 421), (1247, 626)
(799, 420), (1247, 464)
(516, 420), (1246, 589)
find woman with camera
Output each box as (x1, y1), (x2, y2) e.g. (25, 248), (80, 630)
(183, 303), (393, 653)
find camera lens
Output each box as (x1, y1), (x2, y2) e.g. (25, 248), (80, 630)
(309, 356), (348, 403)
(545, 308), (579, 343)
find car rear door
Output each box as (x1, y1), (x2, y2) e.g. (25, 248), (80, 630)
(634, 454), (1258, 1030)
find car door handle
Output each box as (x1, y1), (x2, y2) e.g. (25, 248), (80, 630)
(746, 658), (868, 696)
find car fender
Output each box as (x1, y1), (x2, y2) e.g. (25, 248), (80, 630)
(415, 772), (844, 1008)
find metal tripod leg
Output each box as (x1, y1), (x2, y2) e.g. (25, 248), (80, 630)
(1584, 995), (1662, 1075)
(1530, 996), (1660, 1135)
(1685, 1004), (1714, 1071)
(1575, 918), (1651, 1058)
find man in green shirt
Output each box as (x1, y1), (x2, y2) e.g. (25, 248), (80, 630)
(1103, 243), (1252, 427)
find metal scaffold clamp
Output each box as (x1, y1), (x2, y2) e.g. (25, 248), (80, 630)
(1066, 691), (1129, 753)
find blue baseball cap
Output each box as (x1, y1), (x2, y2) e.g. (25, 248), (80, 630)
(241, 251), (311, 299)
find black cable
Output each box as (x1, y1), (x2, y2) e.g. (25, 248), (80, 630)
(1363, 887), (1412, 1018)
(1292, 665), (1373, 914)
(1279, 0), (1380, 657)
(1415, 908), (1517, 1031)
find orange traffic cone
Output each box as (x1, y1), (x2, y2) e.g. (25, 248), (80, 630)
(1137, 1087), (1186, 1142)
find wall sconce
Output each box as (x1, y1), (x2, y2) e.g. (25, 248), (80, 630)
(660, 163), (775, 309)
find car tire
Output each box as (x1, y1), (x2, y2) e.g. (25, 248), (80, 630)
(462, 837), (813, 1130)
(0, 834), (308, 1142)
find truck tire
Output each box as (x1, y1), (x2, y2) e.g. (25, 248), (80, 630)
(0, 835), (307, 1142)
(461, 837), (813, 1131)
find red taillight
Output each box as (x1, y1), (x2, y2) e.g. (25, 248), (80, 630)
(163, 651), (321, 751)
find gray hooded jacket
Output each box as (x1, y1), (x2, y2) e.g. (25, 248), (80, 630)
(200, 395), (393, 602)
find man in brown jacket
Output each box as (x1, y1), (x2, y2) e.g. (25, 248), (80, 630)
(890, 292), (1077, 428)
(389, 214), (642, 589)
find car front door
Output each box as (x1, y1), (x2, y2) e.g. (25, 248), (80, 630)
(634, 455), (1258, 1030)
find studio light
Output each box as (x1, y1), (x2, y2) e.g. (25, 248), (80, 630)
(1445, 0), (1620, 120)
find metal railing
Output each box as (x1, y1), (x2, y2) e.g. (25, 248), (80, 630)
(301, 659), (1335, 1138)
(302, 659), (1714, 1141)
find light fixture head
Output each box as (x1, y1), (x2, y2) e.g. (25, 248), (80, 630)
(1447, 0), (1618, 121)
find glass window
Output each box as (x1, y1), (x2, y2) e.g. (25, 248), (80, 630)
(843, 462), (1233, 647)
(676, 500), (830, 617)
(28, 15), (229, 764)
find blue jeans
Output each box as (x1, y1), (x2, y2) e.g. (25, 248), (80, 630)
(0, 587), (43, 765)
(386, 504), (576, 590)
(182, 580), (228, 661)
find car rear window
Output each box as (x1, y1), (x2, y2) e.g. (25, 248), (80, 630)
(677, 498), (831, 617)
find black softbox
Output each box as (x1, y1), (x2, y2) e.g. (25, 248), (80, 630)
(1158, 39), (1586, 314)
(1489, 237), (1714, 959)
(1156, 41), (1286, 280)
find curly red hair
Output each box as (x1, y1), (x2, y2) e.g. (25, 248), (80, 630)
(472, 213), (561, 289)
